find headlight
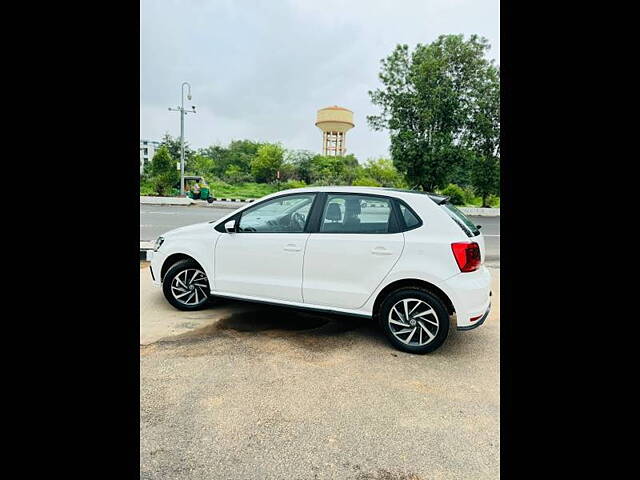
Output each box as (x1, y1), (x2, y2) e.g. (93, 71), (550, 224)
(154, 236), (164, 252)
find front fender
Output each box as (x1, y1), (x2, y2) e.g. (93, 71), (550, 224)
(155, 242), (215, 289)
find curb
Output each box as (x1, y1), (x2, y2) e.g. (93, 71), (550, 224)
(140, 241), (154, 261)
(210, 197), (255, 203)
(140, 196), (194, 206)
(141, 196), (256, 207)
(194, 198), (256, 209)
(459, 207), (500, 217)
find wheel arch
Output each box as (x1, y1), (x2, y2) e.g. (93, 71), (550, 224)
(160, 253), (202, 282)
(372, 278), (456, 319)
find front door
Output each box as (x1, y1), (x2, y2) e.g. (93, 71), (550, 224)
(214, 193), (317, 302)
(302, 193), (404, 309)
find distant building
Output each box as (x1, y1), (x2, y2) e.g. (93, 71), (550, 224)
(315, 105), (354, 156)
(140, 139), (161, 174)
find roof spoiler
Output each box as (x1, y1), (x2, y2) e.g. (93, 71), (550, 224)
(427, 193), (450, 205)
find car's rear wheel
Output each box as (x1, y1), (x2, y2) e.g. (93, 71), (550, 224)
(162, 259), (212, 311)
(379, 288), (449, 354)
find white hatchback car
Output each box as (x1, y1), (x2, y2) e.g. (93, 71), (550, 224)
(149, 186), (491, 353)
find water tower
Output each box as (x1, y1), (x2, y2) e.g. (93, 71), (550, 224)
(315, 105), (354, 156)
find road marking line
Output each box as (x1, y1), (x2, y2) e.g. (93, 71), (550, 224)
(483, 235), (500, 237)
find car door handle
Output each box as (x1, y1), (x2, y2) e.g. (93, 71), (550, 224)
(284, 244), (302, 252)
(371, 247), (393, 255)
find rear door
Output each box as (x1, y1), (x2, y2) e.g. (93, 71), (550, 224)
(302, 193), (404, 309)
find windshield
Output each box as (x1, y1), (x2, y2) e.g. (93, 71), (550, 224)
(441, 203), (480, 237)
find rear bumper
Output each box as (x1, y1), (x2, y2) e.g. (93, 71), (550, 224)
(442, 266), (491, 330)
(457, 303), (490, 331)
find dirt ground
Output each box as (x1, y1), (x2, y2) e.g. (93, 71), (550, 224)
(140, 264), (500, 480)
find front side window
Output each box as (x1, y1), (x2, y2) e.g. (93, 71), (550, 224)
(320, 194), (394, 233)
(238, 194), (316, 233)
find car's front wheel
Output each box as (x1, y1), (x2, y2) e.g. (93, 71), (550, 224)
(162, 259), (212, 311)
(379, 288), (450, 354)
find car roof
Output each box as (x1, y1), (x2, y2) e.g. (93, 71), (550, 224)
(271, 186), (449, 204)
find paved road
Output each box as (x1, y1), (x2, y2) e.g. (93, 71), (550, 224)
(140, 204), (500, 266)
(140, 264), (500, 479)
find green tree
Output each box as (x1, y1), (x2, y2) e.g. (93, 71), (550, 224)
(198, 140), (263, 179)
(189, 154), (214, 177)
(251, 144), (284, 183)
(285, 150), (316, 183)
(360, 157), (406, 187)
(463, 60), (500, 206)
(149, 146), (179, 196)
(198, 145), (229, 177)
(470, 154), (499, 207)
(159, 133), (194, 171)
(223, 164), (253, 184)
(227, 140), (264, 174)
(368, 34), (499, 192)
(309, 154), (360, 185)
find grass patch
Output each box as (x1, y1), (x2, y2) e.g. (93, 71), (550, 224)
(207, 181), (280, 199)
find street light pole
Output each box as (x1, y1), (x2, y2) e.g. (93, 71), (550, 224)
(168, 82), (196, 196)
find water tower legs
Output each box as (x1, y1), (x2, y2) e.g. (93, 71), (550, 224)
(322, 131), (346, 156)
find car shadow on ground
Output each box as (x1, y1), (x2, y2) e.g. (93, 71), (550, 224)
(158, 298), (387, 349)
(152, 297), (486, 359)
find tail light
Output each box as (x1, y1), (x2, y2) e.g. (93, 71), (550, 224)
(451, 242), (481, 272)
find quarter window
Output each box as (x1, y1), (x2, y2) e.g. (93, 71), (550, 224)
(320, 194), (394, 233)
(238, 194), (316, 233)
(398, 203), (421, 230)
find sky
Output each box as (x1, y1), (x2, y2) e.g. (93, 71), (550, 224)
(140, 0), (499, 162)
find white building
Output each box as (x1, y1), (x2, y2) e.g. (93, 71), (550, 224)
(140, 139), (161, 174)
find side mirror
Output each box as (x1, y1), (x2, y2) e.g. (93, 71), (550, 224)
(224, 220), (236, 233)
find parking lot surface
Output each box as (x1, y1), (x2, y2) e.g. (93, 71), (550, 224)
(140, 265), (500, 479)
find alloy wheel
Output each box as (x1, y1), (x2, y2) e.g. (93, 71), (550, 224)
(170, 269), (209, 306)
(388, 298), (439, 347)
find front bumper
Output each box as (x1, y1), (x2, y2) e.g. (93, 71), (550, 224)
(148, 250), (164, 287)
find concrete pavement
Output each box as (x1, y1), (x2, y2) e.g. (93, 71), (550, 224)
(140, 264), (500, 479)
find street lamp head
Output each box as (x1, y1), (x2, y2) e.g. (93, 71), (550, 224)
(187, 94), (192, 101)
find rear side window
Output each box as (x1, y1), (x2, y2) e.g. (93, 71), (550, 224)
(320, 194), (395, 233)
(441, 203), (480, 237)
(398, 202), (421, 230)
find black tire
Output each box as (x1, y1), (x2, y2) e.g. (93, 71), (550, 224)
(378, 288), (450, 354)
(207, 196), (214, 203)
(162, 259), (212, 311)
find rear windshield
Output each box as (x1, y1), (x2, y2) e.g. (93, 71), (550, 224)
(441, 203), (480, 237)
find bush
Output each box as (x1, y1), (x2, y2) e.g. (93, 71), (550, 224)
(223, 165), (254, 184)
(440, 183), (466, 205)
(278, 179), (307, 190)
(352, 176), (382, 187)
(461, 186), (477, 205)
(140, 179), (157, 196)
